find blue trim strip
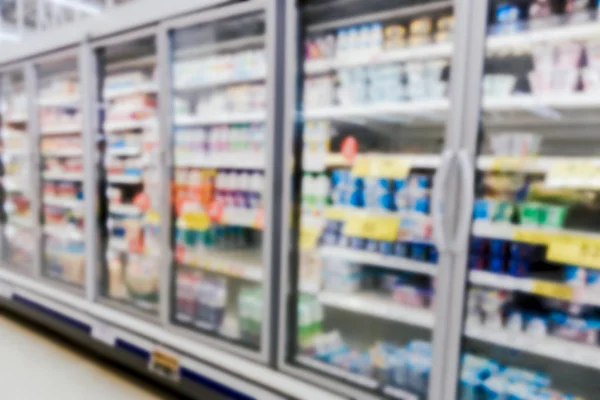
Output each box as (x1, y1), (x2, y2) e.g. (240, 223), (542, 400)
(13, 294), (91, 333)
(180, 367), (256, 400)
(115, 338), (151, 361)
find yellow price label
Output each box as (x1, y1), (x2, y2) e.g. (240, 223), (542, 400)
(145, 210), (160, 224)
(181, 211), (210, 230)
(532, 281), (574, 301)
(300, 226), (322, 250)
(324, 207), (346, 221)
(343, 215), (398, 241)
(351, 157), (371, 177)
(513, 229), (558, 245)
(547, 240), (600, 270)
(370, 158), (410, 179)
(546, 160), (600, 187)
(490, 156), (533, 172)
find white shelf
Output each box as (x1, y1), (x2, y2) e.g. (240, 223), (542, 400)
(41, 123), (81, 135)
(175, 154), (265, 169)
(484, 94), (600, 111)
(3, 178), (27, 192)
(43, 196), (83, 210)
(303, 100), (448, 120)
(174, 73), (266, 91)
(44, 224), (84, 241)
(319, 246), (437, 276)
(318, 291), (434, 329)
(42, 171), (84, 181)
(41, 148), (83, 158)
(5, 113), (28, 124)
(109, 203), (142, 216)
(304, 42), (453, 75)
(103, 82), (158, 100)
(465, 324), (600, 371)
(304, 152), (441, 172)
(105, 118), (158, 133)
(295, 356), (379, 390)
(106, 146), (142, 157)
(107, 174), (143, 185)
(472, 220), (600, 243)
(486, 21), (600, 52)
(179, 249), (263, 282)
(175, 112), (266, 126)
(38, 95), (80, 108)
(6, 215), (33, 229)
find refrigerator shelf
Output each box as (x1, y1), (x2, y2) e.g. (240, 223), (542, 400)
(295, 355), (379, 390)
(38, 94), (80, 108)
(42, 171), (84, 181)
(106, 146), (142, 157)
(174, 72), (266, 92)
(319, 246), (437, 276)
(6, 215), (33, 229)
(303, 153), (441, 172)
(175, 154), (264, 170)
(43, 196), (84, 210)
(107, 174), (143, 184)
(4, 113), (28, 124)
(486, 20), (600, 52)
(103, 82), (158, 100)
(472, 220), (600, 245)
(3, 178), (28, 192)
(104, 118), (158, 133)
(465, 324), (600, 371)
(303, 100), (449, 121)
(483, 94), (600, 112)
(41, 148), (83, 158)
(174, 111), (266, 126)
(108, 203), (142, 216)
(177, 248), (263, 282)
(41, 123), (81, 136)
(317, 291), (434, 329)
(304, 42), (453, 75)
(43, 224), (84, 241)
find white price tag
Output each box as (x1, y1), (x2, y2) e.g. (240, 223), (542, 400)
(91, 321), (117, 347)
(0, 281), (13, 299)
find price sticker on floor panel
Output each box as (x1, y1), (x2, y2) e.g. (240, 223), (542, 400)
(149, 347), (181, 382)
(343, 215), (398, 241)
(531, 281), (574, 301)
(547, 240), (600, 270)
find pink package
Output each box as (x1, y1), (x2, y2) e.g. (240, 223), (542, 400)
(585, 40), (600, 69)
(550, 68), (580, 93)
(532, 44), (555, 70)
(393, 285), (431, 308)
(528, 69), (553, 94)
(582, 68), (600, 93)
(555, 42), (584, 69)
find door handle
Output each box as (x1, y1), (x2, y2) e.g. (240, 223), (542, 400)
(431, 149), (456, 253)
(454, 149), (475, 252)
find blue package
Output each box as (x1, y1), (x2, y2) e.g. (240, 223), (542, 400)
(406, 340), (432, 355)
(483, 375), (508, 400)
(406, 352), (431, 394)
(564, 265), (586, 285)
(468, 254), (486, 270)
(350, 236), (366, 250)
(365, 238), (378, 252)
(379, 241), (393, 256)
(506, 382), (538, 400)
(411, 244), (428, 261)
(459, 368), (483, 400)
(502, 367), (550, 388)
(470, 237), (488, 254)
(428, 246), (439, 263)
(496, 3), (522, 24)
(393, 242), (409, 258)
(390, 349), (409, 388)
(587, 269), (600, 286)
(413, 196), (430, 214)
(489, 257), (506, 273)
(490, 239), (508, 257)
(348, 177), (365, 208)
(508, 258), (531, 277)
(473, 199), (490, 220)
(509, 243), (537, 260)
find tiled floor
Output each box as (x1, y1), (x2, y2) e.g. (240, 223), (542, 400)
(0, 314), (177, 399)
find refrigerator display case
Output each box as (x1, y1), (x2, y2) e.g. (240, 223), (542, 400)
(280, 0), (462, 398)
(453, 1), (600, 399)
(0, 67), (35, 272)
(36, 54), (86, 289)
(164, 1), (277, 360)
(94, 32), (161, 315)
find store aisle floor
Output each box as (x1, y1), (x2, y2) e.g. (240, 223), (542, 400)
(0, 313), (178, 400)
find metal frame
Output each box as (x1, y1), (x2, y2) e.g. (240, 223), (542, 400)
(441, 0), (490, 397)
(158, 0), (277, 364)
(87, 24), (162, 321)
(276, 0), (479, 399)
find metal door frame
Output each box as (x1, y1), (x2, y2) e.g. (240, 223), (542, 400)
(276, 0), (478, 398)
(158, 0), (279, 364)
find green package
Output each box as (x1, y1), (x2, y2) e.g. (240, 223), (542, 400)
(539, 204), (568, 228)
(518, 202), (543, 227)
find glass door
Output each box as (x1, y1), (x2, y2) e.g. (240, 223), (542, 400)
(168, 10), (269, 355)
(285, 0), (456, 398)
(36, 55), (85, 289)
(96, 35), (160, 315)
(0, 68), (35, 273)
(457, 1), (600, 399)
